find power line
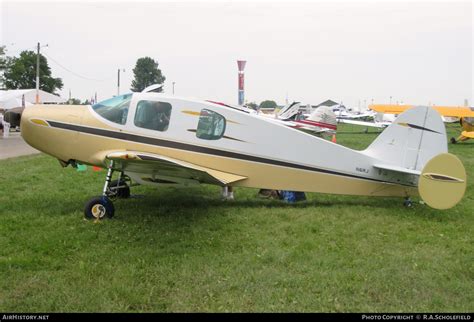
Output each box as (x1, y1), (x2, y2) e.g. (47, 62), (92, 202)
(42, 52), (115, 82)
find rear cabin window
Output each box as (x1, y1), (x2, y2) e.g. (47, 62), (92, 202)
(92, 94), (132, 125)
(196, 109), (226, 140)
(134, 100), (172, 132)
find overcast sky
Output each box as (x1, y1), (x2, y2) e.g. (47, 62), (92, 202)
(1, 0), (472, 107)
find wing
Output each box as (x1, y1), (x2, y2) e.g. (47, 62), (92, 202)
(106, 151), (247, 186)
(369, 104), (410, 114)
(370, 104), (474, 118)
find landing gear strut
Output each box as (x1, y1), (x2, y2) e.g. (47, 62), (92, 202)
(109, 172), (131, 199)
(84, 160), (129, 220)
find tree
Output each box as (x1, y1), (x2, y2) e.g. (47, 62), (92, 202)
(0, 46), (7, 71)
(2, 50), (63, 94)
(130, 57), (166, 92)
(0, 46), (9, 88)
(246, 102), (258, 110)
(259, 100), (277, 110)
(68, 98), (82, 105)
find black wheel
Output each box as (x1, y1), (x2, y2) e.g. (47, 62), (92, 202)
(403, 199), (413, 208)
(450, 137), (457, 144)
(84, 196), (115, 220)
(109, 179), (130, 199)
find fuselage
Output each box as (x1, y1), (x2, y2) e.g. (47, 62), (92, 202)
(21, 93), (417, 197)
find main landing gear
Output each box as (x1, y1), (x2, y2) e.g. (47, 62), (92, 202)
(84, 160), (131, 220)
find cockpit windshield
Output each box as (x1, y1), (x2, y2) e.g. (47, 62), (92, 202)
(92, 93), (132, 125)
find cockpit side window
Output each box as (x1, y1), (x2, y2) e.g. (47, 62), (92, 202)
(134, 100), (172, 132)
(92, 94), (132, 125)
(196, 109), (226, 140)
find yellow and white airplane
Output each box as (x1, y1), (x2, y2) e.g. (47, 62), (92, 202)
(20, 88), (467, 219)
(370, 104), (474, 143)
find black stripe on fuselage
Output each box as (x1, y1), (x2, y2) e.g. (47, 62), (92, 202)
(47, 120), (408, 185)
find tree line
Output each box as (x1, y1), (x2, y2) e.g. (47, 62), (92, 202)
(247, 100), (278, 110)
(0, 45), (165, 97)
(0, 46), (278, 108)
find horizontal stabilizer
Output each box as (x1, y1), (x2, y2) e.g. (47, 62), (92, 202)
(373, 164), (420, 175)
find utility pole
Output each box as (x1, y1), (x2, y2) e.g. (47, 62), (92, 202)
(36, 42), (40, 104)
(172, 82), (175, 95)
(117, 69), (120, 96)
(117, 68), (125, 96)
(35, 42), (48, 103)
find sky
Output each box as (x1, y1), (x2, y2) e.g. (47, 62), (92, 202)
(1, 0), (472, 108)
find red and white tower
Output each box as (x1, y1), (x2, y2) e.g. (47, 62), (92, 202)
(237, 60), (246, 106)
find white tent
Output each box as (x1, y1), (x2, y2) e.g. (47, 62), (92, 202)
(0, 97), (33, 110)
(0, 89), (66, 110)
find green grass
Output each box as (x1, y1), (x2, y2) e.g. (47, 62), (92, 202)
(0, 124), (472, 312)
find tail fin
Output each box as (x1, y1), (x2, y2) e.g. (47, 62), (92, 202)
(307, 106), (337, 124)
(363, 106), (447, 171)
(278, 102), (301, 120)
(307, 106), (337, 130)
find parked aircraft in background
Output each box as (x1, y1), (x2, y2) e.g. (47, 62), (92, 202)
(257, 102), (337, 136)
(20, 87), (466, 219)
(337, 113), (395, 129)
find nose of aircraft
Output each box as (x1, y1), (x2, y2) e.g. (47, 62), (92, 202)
(20, 104), (86, 161)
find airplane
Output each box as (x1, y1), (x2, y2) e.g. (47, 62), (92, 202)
(337, 113), (395, 130)
(255, 102), (337, 136)
(20, 86), (467, 219)
(327, 103), (388, 129)
(370, 104), (474, 143)
(276, 101), (301, 120)
(289, 106), (337, 136)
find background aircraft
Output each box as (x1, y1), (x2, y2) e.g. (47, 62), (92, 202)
(256, 102), (337, 136)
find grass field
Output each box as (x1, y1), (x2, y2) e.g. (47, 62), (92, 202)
(0, 123), (472, 312)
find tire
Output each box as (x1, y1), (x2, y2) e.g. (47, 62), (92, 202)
(84, 196), (115, 220)
(109, 179), (130, 199)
